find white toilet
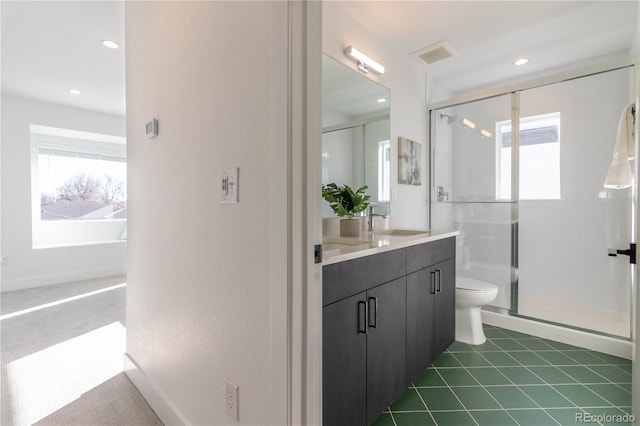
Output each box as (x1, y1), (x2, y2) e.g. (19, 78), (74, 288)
(455, 277), (498, 345)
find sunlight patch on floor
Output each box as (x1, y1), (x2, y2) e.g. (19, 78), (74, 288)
(0, 283), (127, 320)
(7, 322), (126, 425)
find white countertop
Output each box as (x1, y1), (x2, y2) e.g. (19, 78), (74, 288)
(322, 230), (459, 266)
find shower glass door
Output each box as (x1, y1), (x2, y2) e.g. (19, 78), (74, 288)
(431, 94), (514, 310)
(517, 67), (634, 338)
(431, 66), (635, 338)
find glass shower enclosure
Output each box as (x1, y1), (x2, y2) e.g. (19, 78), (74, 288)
(430, 66), (635, 338)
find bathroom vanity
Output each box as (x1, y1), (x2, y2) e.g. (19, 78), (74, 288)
(322, 231), (457, 425)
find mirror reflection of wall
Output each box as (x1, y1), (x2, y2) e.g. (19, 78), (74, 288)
(321, 54), (390, 218)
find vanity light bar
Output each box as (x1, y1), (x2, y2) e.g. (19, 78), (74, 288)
(344, 46), (385, 75)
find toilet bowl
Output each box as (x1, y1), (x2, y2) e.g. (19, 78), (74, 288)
(455, 277), (498, 345)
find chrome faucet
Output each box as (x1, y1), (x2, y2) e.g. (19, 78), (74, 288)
(367, 205), (388, 232)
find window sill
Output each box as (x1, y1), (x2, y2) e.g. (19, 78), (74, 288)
(33, 239), (127, 250)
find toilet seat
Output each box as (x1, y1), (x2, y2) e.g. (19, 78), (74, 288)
(456, 277), (498, 292)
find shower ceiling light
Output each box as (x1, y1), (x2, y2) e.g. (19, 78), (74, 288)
(344, 46), (385, 75)
(462, 118), (476, 129)
(101, 39), (120, 49)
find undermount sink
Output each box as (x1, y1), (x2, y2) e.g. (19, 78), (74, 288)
(374, 229), (429, 236)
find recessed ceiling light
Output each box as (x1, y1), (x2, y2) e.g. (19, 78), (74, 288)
(480, 129), (493, 138)
(377, 98), (387, 103)
(101, 39), (120, 49)
(68, 89), (82, 95)
(514, 58), (529, 66)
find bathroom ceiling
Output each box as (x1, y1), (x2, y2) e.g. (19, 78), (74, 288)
(1, 1), (126, 116)
(336, 1), (639, 101)
(1, 1), (637, 116)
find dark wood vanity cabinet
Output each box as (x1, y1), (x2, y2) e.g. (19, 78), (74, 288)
(406, 258), (455, 381)
(322, 237), (455, 426)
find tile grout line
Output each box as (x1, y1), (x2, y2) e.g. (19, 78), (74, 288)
(448, 350), (524, 426)
(560, 350), (634, 392)
(432, 363), (480, 426)
(473, 337), (568, 425)
(380, 326), (631, 424)
(503, 344), (583, 425)
(410, 382), (438, 426)
(387, 406), (398, 426)
(466, 342), (554, 425)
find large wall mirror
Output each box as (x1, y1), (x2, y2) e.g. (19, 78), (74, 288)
(322, 54), (391, 218)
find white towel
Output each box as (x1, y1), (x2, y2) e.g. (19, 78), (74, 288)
(604, 104), (636, 189)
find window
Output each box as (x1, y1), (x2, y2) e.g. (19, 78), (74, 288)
(31, 125), (126, 247)
(378, 140), (390, 201)
(496, 112), (561, 200)
(39, 148), (126, 221)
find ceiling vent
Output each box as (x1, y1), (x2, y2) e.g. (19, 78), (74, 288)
(411, 39), (457, 65)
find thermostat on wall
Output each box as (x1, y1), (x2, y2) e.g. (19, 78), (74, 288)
(146, 119), (158, 138)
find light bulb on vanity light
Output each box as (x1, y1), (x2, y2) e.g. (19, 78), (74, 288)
(344, 46), (385, 75)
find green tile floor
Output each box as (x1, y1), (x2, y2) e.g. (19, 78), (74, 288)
(373, 325), (632, 426)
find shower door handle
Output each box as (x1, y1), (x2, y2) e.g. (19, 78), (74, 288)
(608, 243), (636, 264)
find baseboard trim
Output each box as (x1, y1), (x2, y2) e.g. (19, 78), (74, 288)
(482, 310), (632, 359)
(1, 266), (126, 292)
(124, 354), (189, 426)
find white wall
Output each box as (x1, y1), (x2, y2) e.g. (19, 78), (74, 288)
(323, 2), (428, 229)
(124, 2), (295, 424)
(0, 94), (127, 291)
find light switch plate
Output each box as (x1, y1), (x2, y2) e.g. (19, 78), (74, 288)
(220, 167), (239, 203)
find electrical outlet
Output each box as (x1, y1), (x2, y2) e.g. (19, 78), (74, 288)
(225, 379), (239, 421)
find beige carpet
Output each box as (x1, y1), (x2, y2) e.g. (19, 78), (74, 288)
(35, 373), (163, 426)
(1, 275), (163, 426)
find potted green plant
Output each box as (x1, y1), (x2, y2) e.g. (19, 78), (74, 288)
(322, 183), (371, 237)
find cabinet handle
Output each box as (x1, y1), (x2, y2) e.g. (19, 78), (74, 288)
(430, 271), (436, 294)
(368, 297), (377, 329)
(358, 301), (368, 334)
(436, 269), (442, 293)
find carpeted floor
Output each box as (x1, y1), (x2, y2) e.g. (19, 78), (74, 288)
(1, 275), (163, 426)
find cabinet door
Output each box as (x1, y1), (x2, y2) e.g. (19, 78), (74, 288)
(433, 258), (456, 357)
(366, 277), (406, 425)
(323, 293), (367, 426)
(406, 268), (436, 381)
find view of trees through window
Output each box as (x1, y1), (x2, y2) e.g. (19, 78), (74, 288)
(39, 150), (127, 221)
